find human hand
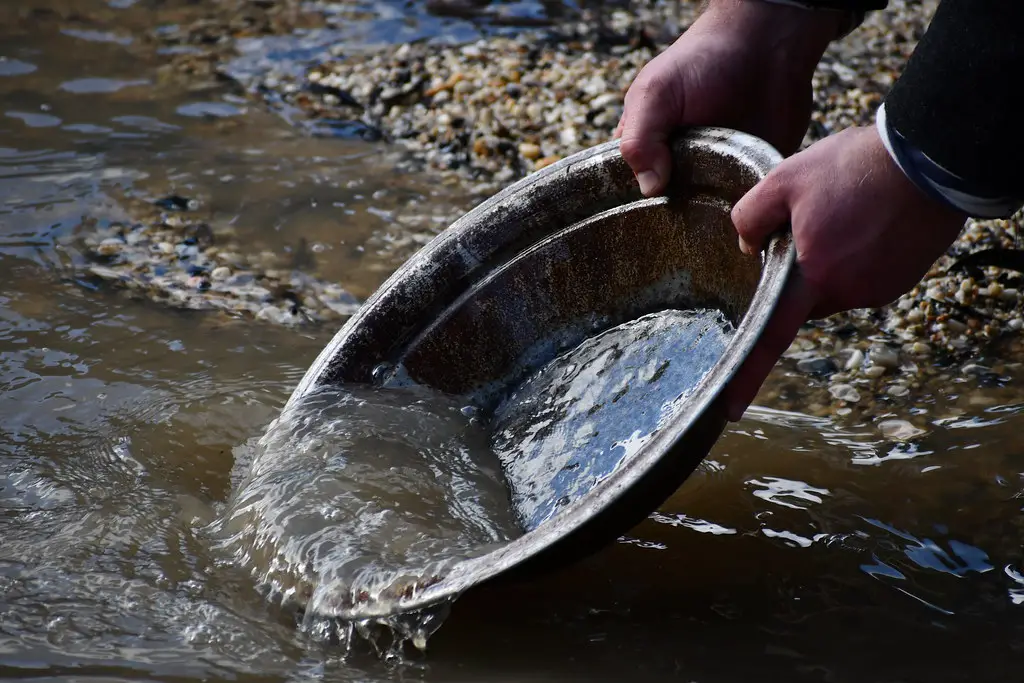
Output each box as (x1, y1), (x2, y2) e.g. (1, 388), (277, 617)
(722, 124), (968, 421)
(614, 0), (843, 195)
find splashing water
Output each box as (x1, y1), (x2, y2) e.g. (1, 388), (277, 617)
(207, 383), (523, 656)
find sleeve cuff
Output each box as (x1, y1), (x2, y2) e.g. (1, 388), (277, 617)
(875, 102), (1023, 219)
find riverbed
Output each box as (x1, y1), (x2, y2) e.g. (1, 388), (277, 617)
(3, 1), (1024, 681)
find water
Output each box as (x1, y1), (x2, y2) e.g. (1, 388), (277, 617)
(5, 0), (1024, 680)
(210, 383), (521, 650)
(492, 309), (734, 530)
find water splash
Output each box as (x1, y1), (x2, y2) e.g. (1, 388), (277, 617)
(207, 383), (522, 655)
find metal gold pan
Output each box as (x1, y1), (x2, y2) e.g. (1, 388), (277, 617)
(284, 127), (794, 619)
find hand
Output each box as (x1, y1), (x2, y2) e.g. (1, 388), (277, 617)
(722, 125), (968, 421)
(615, 0), (843, 195)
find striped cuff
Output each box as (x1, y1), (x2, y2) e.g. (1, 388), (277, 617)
(876, 103), (1023, 219)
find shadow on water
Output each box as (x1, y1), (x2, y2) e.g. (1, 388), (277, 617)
(3, 0), (1024, 681)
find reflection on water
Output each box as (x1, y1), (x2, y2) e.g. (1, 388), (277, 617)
(4, 0), (1024, 681)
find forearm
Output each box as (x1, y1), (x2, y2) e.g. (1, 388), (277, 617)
(880, 0), (1024, 218)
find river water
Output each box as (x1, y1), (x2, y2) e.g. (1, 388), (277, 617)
(3, 1), (1024, 681)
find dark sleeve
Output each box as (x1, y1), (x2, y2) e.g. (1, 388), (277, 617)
(884, 0), (1024, 199)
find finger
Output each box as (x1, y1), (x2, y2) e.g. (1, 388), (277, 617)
(731, 167), (794, 256)
(613, 115), (624, 139)
(722, 269), (819, 422)
(617, 72), (681, 197)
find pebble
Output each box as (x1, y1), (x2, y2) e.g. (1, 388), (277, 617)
(97, 238), (123, 256)
(796, 356), (837, 376)
(868, 345), (900, 369)
(829, 384), (861, 403)
(863, 365), (887, 379)
(878, 419), (926, 442)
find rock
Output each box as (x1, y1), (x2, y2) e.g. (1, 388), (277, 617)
(829, 384), (861, 403)
(796, 356), (838, 376)
(887, 383), (910, 397)
(518, 142), (541, 160)
(878, 419), (925, 441)
(911, 342), (931, 355)
(961, 363), (991, 376)
(96, 238), (123, 257)
(211, 266), (231, 281)
(864, 365), (887, 379)
(844, 349), (864, 371)
(868, 345), (900, 369)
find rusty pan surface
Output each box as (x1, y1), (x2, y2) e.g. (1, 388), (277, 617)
(284, 127), (794, 618)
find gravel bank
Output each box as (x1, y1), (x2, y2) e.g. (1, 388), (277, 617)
(76, 193), (360, 326)
(73, 0), (1024, 425)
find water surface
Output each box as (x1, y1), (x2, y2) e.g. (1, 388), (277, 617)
(3, 1), (1024, 681)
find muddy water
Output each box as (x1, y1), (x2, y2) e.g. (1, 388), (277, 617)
(4, 1), (1024, 681)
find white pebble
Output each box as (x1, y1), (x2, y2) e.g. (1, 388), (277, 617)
(96, 238), (122, 256)
(845, 349), (864, 371)
(211, 266), (231, 281)
(829, 384), (861, 403)
(887, 383), (910, 397)
(864, 365), (887, 379)
(868, 345), (899, 369)
(911, 342), (932, 355)
(878, 419), (925, 441)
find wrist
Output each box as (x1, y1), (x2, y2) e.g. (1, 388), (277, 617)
(697, 0), (841, 70)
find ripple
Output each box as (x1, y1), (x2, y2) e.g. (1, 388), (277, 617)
(60, 28), (134, 45)
(0, 58), (38, 77)
(176, 102), (245, 118)
(59, 78), (149, 94)
(747, 476), (830, 510)
(5, 111), (62, 128)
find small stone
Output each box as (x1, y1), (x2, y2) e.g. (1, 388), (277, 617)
(156, 242), (174, 254)
(864, 365), (887, 379)
(518, 142), (541, 160)
(845, 349), (864, 371)
(535, 155), (561, 170)
(887, 383), (910, 397)
(211, 266), (231, 281)
(878, 419), (925, 441)
(829, 384), (861, 403)
(868, 345), (900, 369)
(96, 238), (123, 256)
(911, 342), (931, 355)
(796, 356), (838, 376)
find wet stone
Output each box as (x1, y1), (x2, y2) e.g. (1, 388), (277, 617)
(796, 356), (838, 376)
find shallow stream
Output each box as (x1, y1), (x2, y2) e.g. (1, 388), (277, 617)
(4, 2), (1024, 681)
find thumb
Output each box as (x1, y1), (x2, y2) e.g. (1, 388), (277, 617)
(722, 269), (819, 422)
(617, 71), (682, 197)
(731, 167), (794, 256)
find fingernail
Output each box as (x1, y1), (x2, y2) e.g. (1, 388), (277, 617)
(636, 170), (660, 196)
(738, 236), (751, 255)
